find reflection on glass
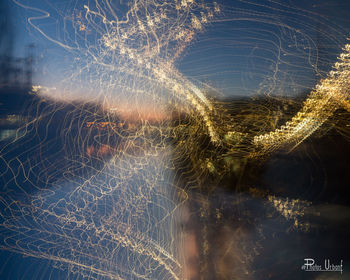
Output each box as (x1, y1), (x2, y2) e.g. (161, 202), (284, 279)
(0, 0), (349, 279)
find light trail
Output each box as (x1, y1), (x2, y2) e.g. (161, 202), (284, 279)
(0, 0), (349, 279)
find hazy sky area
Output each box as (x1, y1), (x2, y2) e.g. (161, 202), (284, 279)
(8, 0), (350, 101)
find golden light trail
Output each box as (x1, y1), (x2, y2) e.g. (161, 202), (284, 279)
(0, 0), (349, 279)
(252, 43), (350, 155)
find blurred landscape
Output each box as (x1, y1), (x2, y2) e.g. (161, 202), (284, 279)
(1, 1), (350, 279)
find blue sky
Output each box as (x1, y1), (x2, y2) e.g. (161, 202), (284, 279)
(9, 0), (350, 99)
